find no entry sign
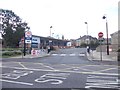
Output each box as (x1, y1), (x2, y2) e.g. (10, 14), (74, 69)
(98, 32), (103, 38)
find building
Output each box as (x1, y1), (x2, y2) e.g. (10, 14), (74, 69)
(76, 35), (98, 47)
(70, 39), (76, 47)
(110, 30), (120, 51)
(19, 35), (70, 49)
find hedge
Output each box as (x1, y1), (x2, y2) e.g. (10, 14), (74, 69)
(2, 51), (21, 56)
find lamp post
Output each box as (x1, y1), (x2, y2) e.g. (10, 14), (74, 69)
(52, 33), (54, 37)
(85, 22), (88, 45)
(50, 26), (52, 37)
(102, 15), (109, 55)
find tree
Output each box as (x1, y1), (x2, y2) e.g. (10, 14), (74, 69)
(80, 42), (87, 47)
(0, 9), (30, 47)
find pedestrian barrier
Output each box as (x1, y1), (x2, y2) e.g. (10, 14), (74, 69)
(31, 49), (47, 56)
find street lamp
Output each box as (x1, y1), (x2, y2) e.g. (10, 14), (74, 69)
(85, 22), (88, 45)
(102, 15), (109, 55)
(50, 26), (52, 37)
(52, 33), (54, 37)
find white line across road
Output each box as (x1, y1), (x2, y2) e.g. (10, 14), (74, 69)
(0, 79), (33, 86)
(51, 53), (85, 56)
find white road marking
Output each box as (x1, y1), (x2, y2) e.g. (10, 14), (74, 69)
(1, 70), (33, 79)
(1, 65), (118, 76)
(85, 75), (119, 89)
(35, 73), (70, 84)
(51, 54), (58, 56)
(38, 63), (56, 70)
(60, 54), (66, 56)
(18, 62), (27, 69)
(87, 75), (117, 79)
(69, 54), (76, 56)
(35, 78), (63, 84)
(92, 67), (117, 73)
(79, 54), (85, 56)
(0, 79), (33, 85)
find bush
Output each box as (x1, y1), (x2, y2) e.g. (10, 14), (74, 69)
(2, 52), (14, 56)
(2, 48), (22, 51)
(2, 51), (22, 56)
(14, 52), (21, 55)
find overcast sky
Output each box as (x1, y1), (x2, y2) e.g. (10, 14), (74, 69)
(0, 0), (119, 39)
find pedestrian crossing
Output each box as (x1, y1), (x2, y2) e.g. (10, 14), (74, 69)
(85, 75), (120, 89)
(51, 53), (86, 57)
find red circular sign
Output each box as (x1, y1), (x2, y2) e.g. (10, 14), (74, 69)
(25, 31), (32, 37)
(98, 32), (103, 38)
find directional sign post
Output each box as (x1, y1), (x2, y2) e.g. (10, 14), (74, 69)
(98, 32), (103, 61)
(25, 31), (32, 43)
(24, 31), (32, 56)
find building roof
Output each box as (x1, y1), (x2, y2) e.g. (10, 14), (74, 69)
(110, 30), (120, 36)
(32, 35), (70, 42)
(76, 35), (97, 40)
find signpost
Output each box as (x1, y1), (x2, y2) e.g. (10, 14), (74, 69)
(98, 32), (103, 61)
(24, 31), (32, 56)
(21, 37), (24, 58)
(25, 31), (32, 43)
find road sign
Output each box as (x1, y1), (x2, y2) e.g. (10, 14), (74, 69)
(25, 31), (32, 43)
(25, 31), (32, 38)
(98, 32), (103, 38)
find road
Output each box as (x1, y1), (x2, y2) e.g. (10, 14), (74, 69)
(1, 48), (119, 90)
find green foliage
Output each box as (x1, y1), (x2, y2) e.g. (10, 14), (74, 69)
(80, 43), (87, 47)
(2, 52), (14, 56)
(2, 51), (21, 56)
(89, 40), (99, 49)
(2, 48), (22, 51)
(0, 9), (30, 48)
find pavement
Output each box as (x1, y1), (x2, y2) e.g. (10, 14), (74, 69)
(87, 50), (118, 61)
(10, 51), (50, 59)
